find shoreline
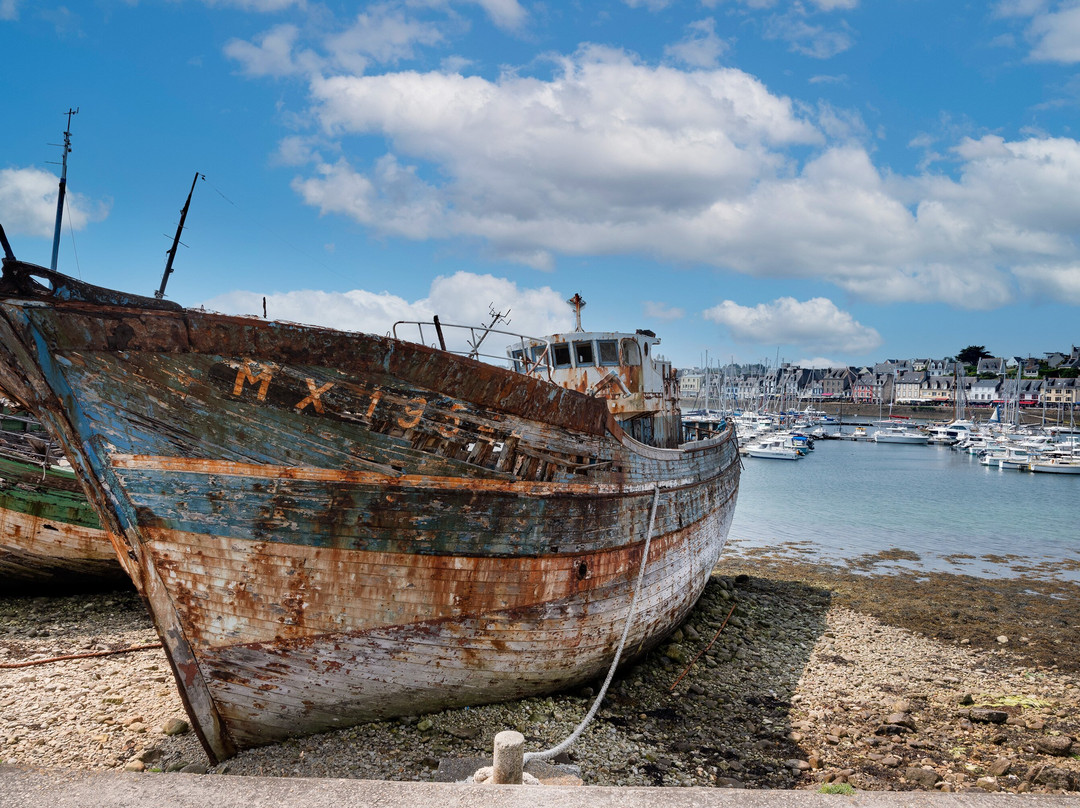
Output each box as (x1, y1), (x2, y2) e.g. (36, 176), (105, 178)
(2, 555), (1079, 793)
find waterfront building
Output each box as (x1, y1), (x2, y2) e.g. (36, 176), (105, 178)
(926, 358), (957, 376)
(894, 371), (927, 405)
(969, 377), (1000, 405)
(853, 372), (893, 404)
(679, 372), (703, 399)
(976, 357), (1007, 376)
(1041, 378), (1078, 408)
(821, 368), (856, 401)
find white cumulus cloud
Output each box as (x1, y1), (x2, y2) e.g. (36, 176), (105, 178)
(199, 271), (574, 355)
(294, 46), (820, 265)
(0, 166), (109, 238)
(702, 297), (882, 354)
(216, 19), (1080, 313)
(644, 301), (686, 321)
(665, 18), (729, 68)
(1026, 3), (1080, 63)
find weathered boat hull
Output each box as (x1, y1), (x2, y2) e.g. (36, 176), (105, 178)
(0, 454), (123, 592)
(0, 260), (740, 762)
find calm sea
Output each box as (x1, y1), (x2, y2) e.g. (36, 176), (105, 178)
(725, 433), (1080, 581)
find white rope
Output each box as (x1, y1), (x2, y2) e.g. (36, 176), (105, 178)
(523, 483), (662, 763)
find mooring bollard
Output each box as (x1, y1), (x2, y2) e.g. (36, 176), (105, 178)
(492, 730), (525, 784)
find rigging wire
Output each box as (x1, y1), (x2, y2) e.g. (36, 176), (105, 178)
(63, 193), (83, 280)
(199, 176), (352, 286)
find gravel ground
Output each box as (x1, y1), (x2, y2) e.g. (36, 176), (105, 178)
(2, 552), (1079, 794)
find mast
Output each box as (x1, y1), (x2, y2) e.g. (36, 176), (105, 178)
(704, 350), (709, 413)
(50, 107), (78, 271)
(157, 172), (203, 300)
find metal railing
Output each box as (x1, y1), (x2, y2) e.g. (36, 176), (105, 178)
(392, 319), (554, 379)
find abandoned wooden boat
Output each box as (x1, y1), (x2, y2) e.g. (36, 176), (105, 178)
(0, 406), (122, 592)
(0, 238), (740, 763)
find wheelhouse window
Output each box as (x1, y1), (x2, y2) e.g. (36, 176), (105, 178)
(552, 343), (572, 368)
(621, 339), (641, 366)
(597, 340), (619, 366)
(510, 349), (525, 372)
(529, 344), (550, 369)
(574, 341), (594, 366)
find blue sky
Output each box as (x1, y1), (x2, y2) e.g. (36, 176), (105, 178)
(1, 0), (1078, 370)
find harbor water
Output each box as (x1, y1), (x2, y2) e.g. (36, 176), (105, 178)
(726, 435), (1080, 581)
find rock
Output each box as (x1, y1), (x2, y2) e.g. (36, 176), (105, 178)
(162, 718), (190, 736)
(180, 763), (208, 774)
(904, 767), (941, 787)
(138, 749), (164, 766)
(874, 723), (910, 736)
(988, 758), (1012, 777)
(996, 636), (1008, 644)
(969, 709), (1008, 724)
(416, 718), (434, 732)
(785, 759), (811, 771)
(445, 725), (481, 740)
(1034, 735), (1073, 757)
(884, 712), (915, 729)
(958, 693), (974, 706)
(976, 776), (999, 792)
(1033, 766), (1076, 791)
(662, 644), (687, 664)
(122, 759), (145, 772)
(880, 755), (902, 768)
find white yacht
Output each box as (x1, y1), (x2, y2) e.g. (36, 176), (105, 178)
(873, 423), (929, 444)
(743, 435), (802, 460)
(1029, 456), (1080, 474)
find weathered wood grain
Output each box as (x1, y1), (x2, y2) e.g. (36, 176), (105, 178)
(0, 455), (123, 592)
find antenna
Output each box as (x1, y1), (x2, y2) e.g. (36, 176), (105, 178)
(157, 172), (204, 299)
(50, 107), (78, 271)
(567, 293), (586, 331)
(466, 303), (511, 359)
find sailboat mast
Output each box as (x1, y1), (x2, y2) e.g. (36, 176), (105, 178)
(50, 108), (78, 271)
(156, 172), (203, 300)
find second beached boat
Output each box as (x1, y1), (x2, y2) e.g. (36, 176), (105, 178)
(0, 404), (122, 592)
